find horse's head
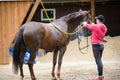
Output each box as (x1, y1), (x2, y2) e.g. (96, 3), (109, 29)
(79, 9), (92, 24)
(67, 9), (91, 36)
(78, 9), (92, 37)
(69, 9), (92, 40)
(66, 11), (83, 33)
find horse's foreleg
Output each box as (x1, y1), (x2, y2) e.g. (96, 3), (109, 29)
(51, 50), (58, 79)
(28, 50), (36, 80)
(57, 47), (66, 79)
(19, 46), (26, 78)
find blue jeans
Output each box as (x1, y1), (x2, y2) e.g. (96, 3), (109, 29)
(92, 44), (104, 76)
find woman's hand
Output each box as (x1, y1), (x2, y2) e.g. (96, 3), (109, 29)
(83, 22), (88, 26)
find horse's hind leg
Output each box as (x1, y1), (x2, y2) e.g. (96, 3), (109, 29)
(28, 50), (36, 80)
(51, 50), (58, 80)
(57, 47), (66, 79)
(19, 45), (27, 78)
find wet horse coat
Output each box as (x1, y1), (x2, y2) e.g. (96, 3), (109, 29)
(12, 10), (91, 80)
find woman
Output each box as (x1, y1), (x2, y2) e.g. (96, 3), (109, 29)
(83, 15), (107, 80)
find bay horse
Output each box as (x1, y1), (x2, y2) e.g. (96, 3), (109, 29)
(12, 9), (91, 80)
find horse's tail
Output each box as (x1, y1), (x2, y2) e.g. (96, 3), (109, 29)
(12, 27), (24, 74)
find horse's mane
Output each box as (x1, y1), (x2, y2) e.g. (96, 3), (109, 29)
(53, 11), (81, 23)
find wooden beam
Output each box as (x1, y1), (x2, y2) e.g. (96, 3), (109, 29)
(91, 0), (95, 23)
(26, 0), (40, 22)
(42, 0), (91, 3)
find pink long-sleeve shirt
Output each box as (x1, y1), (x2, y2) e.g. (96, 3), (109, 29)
(84, 23), (107, 44)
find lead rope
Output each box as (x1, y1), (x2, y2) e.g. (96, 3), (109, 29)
(77, 30), (89, 54)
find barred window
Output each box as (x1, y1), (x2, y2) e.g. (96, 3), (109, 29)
(41, 9), (56, 21)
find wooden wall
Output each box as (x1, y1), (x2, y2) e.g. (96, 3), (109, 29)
(0, 1), (31, 64)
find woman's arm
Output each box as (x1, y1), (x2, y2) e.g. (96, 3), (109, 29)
(83, 22), (97, 31)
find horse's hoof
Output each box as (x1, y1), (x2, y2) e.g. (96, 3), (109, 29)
(51, 77), (57, 80)
(20, 74), (24, 78)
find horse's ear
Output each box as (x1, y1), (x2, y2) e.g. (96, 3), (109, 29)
(79, 9), (83, 12)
